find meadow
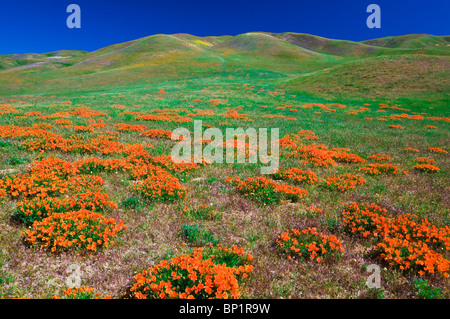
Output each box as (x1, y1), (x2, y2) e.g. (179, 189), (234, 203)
(0, 32), (449, 299)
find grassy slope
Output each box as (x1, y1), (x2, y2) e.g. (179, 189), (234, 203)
(361, 34), (449, 49)
(1, 32), (449, 106)
(281, 54), (450, 105)
(0, 50), (87, 70)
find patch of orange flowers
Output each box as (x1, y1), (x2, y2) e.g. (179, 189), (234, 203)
(368, 154), (391, 162)
(134, 169), (188, 202)
(272, 167), (319, 185)
(428, 147), (447, 154)
(341, 202), (449, 277)
(125, 246), (253, 299)
(404, 148), (420, 153)
(151, 154), (200, 173)
(287, 144), (336, 167)
(415, 157), (436, 164)
(331, 148), (365, 164)
(277, 227), (344, 262)
(139, 129), (173, 139)
(22, 208), (126, 252)
(413, 164), (440, 173)
(324, 174), (367, 191)
(53, 287), (111, 299)
(226, 176), (307, 204)
(359, 163), (399, 175)
(0, 157), (126, 253)
(114, 123), (147, 132)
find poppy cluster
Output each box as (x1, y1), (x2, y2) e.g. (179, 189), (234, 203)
(341, 202), (449, 277)
(271, 167), (319, 185)
(224, 109), (250, 120)
(324, 174), (367, 191)
(226, 176), (307, 204)
(125, 246), (253, 299)
(404, 148), (420, 153)
(368, 154), (391, 162)
(136, 113), (191, 123)
(415, 157), (436, 164)
(20, 133), (151, 157)
(139, 129), (173, 139)
(0, 157), (127, 253)
(277, 227), (344, 262)
(287, 144), (337, 167)
(413, 164), (440, 173)
(22, 209), (126, 252)
(114, 123), (147, 132)
(135, 169), (188, 202)
(359, 163), (399, 175)
(331, 148), (365, 164)
(53, 287), (111, 299)
(150, 154), (200, 173)
(428, 147), (447, 154)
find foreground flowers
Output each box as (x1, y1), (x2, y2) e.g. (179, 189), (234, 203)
(125, 245), (253, 299)
(53, 287), (111, 299)
(342, 202), (449, 277)
(22, 209), (127, 252)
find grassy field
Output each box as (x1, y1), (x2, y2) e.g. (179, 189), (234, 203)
(0, 32), (449, 299)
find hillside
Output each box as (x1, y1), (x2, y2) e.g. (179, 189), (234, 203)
(361, 34), (450, 49)
(0, 50), (87, 70)
(281, 54), (450, 103)
(0, 32), (448, 102)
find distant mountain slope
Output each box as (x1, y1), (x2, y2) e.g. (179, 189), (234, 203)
(270, 32), (450, 57)
(281, 54), (450, 102)
(269, 32), (384, 58)
(210, 32), (344, 73)
(0, 50), (87, 70)
(0, 32), (448, 99)
(361, 34), (449, 49)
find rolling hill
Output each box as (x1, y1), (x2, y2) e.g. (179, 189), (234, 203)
(361, 34), (450, 49)
(0, 32), (448, 103)
(280, 54), (450, 102)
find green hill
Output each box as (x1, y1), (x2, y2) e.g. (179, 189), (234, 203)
(0, 32), (448, 102)
(361, 34), (449, 49)
(281, 54), (450, 103)
(0, 50), (86, 70)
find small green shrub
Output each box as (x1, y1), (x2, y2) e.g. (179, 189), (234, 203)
(6, 157), (29, 166)
(0, 140), (11, 148)
(413, 278), (442, 299)
(121, 196), (140, 210)
(181, 224), (218, 246)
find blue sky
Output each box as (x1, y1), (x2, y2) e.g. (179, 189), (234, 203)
(0, 0), (449, 54)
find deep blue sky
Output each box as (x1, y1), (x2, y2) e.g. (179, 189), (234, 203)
(0, 0), (449, 54)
